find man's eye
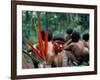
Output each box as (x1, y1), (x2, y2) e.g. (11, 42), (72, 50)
(55, 43), (58, 45)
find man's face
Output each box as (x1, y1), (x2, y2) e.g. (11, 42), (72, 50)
(53, 40), (65, 53)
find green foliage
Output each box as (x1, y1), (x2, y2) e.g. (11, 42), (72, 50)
(22, 11), (89, 49)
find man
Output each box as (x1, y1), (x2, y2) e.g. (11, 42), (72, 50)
(31, 30), (53, 68)
(65, 28), (73, 42)
(81, 33), (89, 64)
(51, 34), (66, 67)
(24, 30), (53, 68)
(64, 31), (89, 65)
(82, 33), (89, 49)
(48, 34), (77, 67)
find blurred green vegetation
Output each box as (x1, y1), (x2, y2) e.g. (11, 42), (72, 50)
(22, 10), (89, 50)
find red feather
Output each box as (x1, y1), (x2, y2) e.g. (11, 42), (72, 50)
(37, 16), (45, 59)
(24, 38), (42, 57)
(44, 31), (48, 56)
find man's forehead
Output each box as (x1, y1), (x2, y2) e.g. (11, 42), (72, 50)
(54, 40), (65, 44)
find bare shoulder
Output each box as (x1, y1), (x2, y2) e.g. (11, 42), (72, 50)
(47, 42), (55, 56)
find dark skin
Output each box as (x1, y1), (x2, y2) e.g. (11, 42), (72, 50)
(64, 50), (78, 66)
(33, 40), (63, 67)
(82, 33), (89, 49)
(65, 41), (84, 58)
(82, 40), (89, 49)
(64, 31), (89, 65)
(52, 40), (65, 67)
(52, 40), (78, 67)
(52, 40), (65, 53)
(64, 39), (89, 65)
(37, 40), (64, 67)
(65, 28), (73, 42)
(45, 41), (55, 66)
(27, 39), (78, 67)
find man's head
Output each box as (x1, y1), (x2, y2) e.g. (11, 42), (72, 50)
(52, 34), (65, 53)
(66, 28), (73, 35)
(71, 31), (80, 42)
(82, 33), (89, 41)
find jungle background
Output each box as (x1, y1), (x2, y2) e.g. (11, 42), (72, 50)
(22, 10), (89, 50)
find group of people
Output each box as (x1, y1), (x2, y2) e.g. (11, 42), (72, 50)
(22, 28), (89, 69)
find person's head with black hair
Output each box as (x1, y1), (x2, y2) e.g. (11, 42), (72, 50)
(71, 31), (80, 42)
(65, 28), (73, 42)
(41, 30), (52, 41)
(82, 33), (89, 42)
(52, 34), (65, 42)
(66, 28), (73, 35)
(52, 34), (65, 53)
